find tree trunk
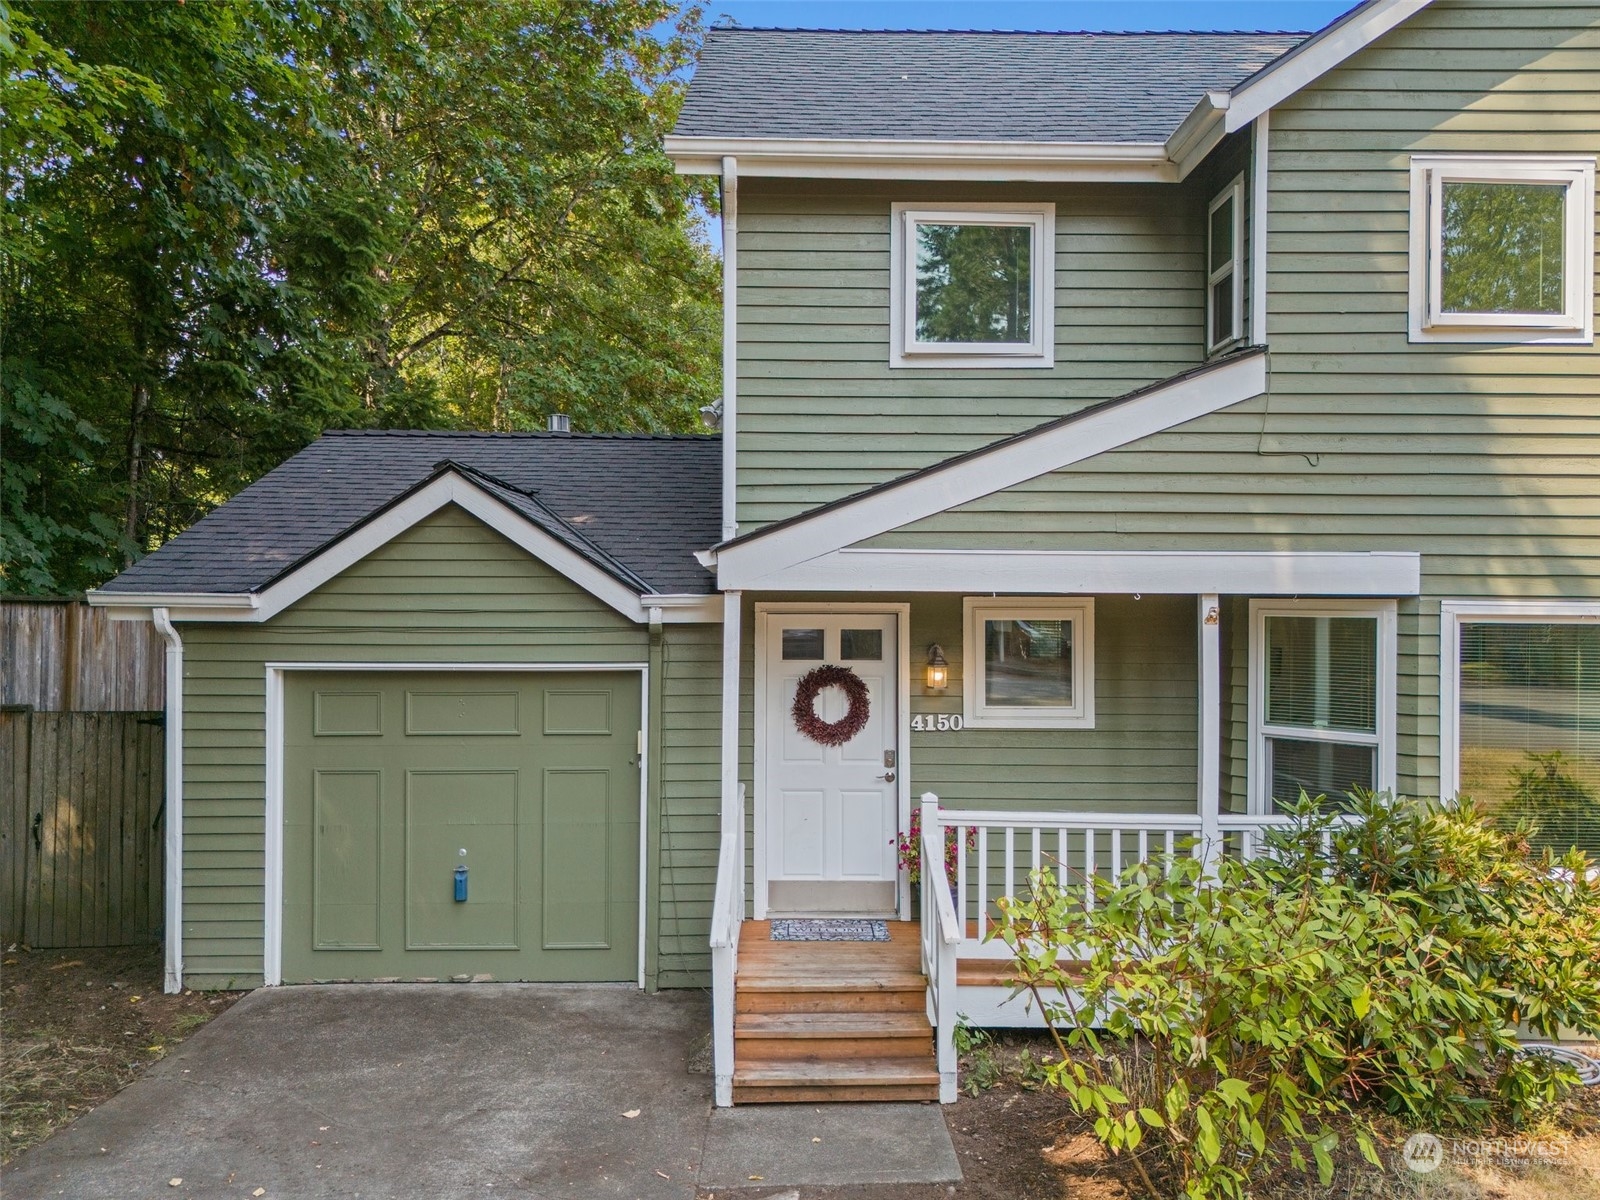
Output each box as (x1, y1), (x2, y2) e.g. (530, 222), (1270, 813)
(123, 380), (150, 566)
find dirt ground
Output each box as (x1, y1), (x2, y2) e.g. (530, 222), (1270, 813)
(5, 952), (1599, 1198)
(0, 943), (240, 1163)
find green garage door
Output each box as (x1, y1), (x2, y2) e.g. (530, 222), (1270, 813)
(281, 671), (640, 983)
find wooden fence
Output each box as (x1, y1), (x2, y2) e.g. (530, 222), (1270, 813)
(0, 710), (165, 947)
(2, 598), (165, 712)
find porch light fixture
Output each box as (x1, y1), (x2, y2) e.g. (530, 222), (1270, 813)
(925, 643), (949, 691)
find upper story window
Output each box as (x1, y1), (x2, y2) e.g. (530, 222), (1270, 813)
(1207, 176), (1244, 352)
(890, 202), (1055, 368)
(1409, 154), (1595, 344)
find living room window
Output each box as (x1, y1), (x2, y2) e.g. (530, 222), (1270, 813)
(962, 597), (1092, 728)
(1409, 154), (1595, 343)
(1250, 600), (1397, 812)
(1207, 176), (1244, 352)
(891, 203), (1054, 367)
(1441, 603), (1600, 855)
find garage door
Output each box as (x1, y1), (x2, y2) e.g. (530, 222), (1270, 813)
(280, 671), (641, 983)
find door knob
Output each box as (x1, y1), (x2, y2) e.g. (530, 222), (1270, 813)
(878, 771), (896, 782)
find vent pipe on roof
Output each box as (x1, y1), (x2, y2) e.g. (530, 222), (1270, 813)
(547, 413), (570, 433)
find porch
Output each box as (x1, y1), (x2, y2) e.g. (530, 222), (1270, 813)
(708, 565), (1418, 1106)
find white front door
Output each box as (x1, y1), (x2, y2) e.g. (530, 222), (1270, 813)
(762, 613), (900, 916)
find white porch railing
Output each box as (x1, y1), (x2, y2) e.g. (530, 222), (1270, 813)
(917, 792), (1338, 1101)
(710, 783), (746, 1108)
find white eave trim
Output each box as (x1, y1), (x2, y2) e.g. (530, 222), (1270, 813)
(733, 548), (1421, 597)
(85, 474), (728, 626)
(665, 135), (1176, 183)
(714, 350), (1268, 590)
(1224, 0), (1436, 134)
(1167, 92), (1230, 182)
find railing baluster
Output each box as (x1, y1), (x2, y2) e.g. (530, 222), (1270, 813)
(1084, 829), (1095, 910)
(1110, 829), (1122, 885)
(1164, 828), (1175, 858)
(1030, 826), (1041, 876)
(1138, 829), (1149, 864)
(1056, 828), (1067, 881)
(956, 824), (968, 929)
(1004, 826), (1016, 906)
(977, 826), (989, 931)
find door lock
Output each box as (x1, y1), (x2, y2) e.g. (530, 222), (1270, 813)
(878, 771), (896, 783)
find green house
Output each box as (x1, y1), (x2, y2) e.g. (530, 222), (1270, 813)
(90, 0), (1600, 1106)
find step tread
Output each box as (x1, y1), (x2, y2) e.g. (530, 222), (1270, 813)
(733, 1057), (940, 1087)
(737, 970), (927, 992)
(736, 1011), (932, 1039)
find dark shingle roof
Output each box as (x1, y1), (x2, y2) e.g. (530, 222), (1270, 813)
(99, 432), (721, 598)
(674, 28), (1308, 144)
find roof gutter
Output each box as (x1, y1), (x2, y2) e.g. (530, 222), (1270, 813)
(1165, 91), (1231, 182)
(665, 135), (1176, 183)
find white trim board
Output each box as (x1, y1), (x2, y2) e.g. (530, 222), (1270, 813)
(88, 472), (725, 626)
(713, 350), (1268, 589)
(729, 548), (1421, 596)
(1437, 600), (1600, 804)
(1224, 0), (1436, 134)
(263, 661), (651, 990)
(666, 135), (1176, 183)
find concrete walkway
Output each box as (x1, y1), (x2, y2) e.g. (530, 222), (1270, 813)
(2, 984), (958, 1200)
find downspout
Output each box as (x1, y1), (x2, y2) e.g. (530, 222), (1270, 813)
(152, 607), (184, 994)
(645, 605), (665, 992)
(720, 155), (738, 543)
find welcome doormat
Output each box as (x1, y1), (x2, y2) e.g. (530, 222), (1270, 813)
(769, 918), (890, 943)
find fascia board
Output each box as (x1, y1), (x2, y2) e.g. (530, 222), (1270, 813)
(1167, 92), (1229, 181)
(641, 593), (724, 623)
(737, 548), (1422, 597)
(1224, 0), (1436, 133)
(665, 135), (1176, 183)
(85, 590), (257, 610)
(716, 351), (1268, 590)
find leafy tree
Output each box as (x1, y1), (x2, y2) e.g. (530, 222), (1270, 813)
(1, 0), (717, 595)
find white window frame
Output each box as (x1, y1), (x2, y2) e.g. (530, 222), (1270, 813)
(962, 596), (1093, 729)
(1438, 599), (1600, 802)
(1207, 174), (1245, 353)
(890, 202), (1055, 368)
(1408, 154), (1595, 345)
(1248, 599), (1397, 813)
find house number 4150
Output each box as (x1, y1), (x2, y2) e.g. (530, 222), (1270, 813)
(912, 714), (964, 732)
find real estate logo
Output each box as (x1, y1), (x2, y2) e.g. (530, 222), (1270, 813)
(1402, 1132), (1443, 1174)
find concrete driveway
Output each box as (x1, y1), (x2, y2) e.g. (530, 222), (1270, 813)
(2, 984), (958, 1200)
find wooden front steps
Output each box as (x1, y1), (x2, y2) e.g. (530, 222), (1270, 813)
(732, 919), (938, 1103)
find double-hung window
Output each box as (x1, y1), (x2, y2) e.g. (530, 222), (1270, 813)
(1250, 601), (1397, 812)
(963, 597), (1093, 728)
(1442, 603), (1600, 855)
(1409, 154), (1595, 343)
(891, 203), (1054, 368)
(1207, 176), (1244, 352)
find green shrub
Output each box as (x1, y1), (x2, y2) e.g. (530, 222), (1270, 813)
(993, 792), (1600, 1200)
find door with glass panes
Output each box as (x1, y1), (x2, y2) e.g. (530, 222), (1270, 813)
(762, 613), (899, 916)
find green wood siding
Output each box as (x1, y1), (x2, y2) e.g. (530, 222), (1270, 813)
(862, 0), (1599, 805)
(177, 505), (720, 989)
(734, 178), (1216, 530)
(736, 595), (1197, 819)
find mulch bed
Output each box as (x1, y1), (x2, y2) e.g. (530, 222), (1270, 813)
(1, 943), (241, 1163)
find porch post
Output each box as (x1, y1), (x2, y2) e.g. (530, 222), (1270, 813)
(1198, 594), (1222, 869)
(721, 590), (743, 840)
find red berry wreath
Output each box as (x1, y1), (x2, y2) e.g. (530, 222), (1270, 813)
(791, 664), (871, 747)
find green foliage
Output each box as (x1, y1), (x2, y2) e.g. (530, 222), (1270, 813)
(994, 792), (1600, 1200)
(1, 0), (718, 593)
(1500, 751), (1600, 856)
